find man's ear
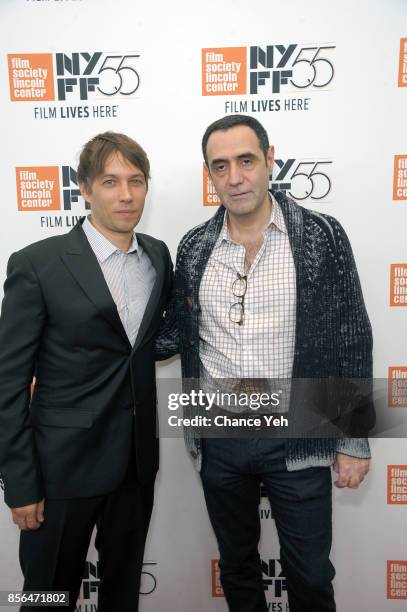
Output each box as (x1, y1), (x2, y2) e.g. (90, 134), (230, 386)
(79, 181), (91, 202)
(266, 145), (275, 173)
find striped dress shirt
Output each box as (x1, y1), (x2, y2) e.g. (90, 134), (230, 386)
(83, 217), (156, 346)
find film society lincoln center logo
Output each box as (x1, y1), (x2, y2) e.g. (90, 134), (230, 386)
(15, 165), (88, 214)
(202, 44), (335, 96)
(8, 52), (141, 102)
(387, 465), (407, 504)
(398, 38), (407, 87)
(393, 155), (407, 200)
(390, 264), (407, 306)
(387, 561), (407, 599)
(388, 367), (407, 408)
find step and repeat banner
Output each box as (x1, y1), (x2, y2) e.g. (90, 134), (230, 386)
(0, 1), (406, 610)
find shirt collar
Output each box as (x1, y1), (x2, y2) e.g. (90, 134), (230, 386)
(270, 193), (287, 234)
(82, 216), (139, 263)
(215, 192), (287, 248)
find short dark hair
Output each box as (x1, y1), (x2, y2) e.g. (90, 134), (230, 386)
(202, 114), (269, 166)
(77, 131), (150, 190)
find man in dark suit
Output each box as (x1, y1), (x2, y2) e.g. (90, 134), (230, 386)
(0, 132), (175, 611)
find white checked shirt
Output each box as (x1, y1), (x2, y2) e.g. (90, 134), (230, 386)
(199, 195), (296, 381)
(83, 217), (156, 346)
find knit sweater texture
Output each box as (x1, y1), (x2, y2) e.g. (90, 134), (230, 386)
(174, 191), (373, 471)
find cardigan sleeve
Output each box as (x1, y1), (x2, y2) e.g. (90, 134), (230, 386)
(328, 217), (374, 458)
(331, 218), (373, 379)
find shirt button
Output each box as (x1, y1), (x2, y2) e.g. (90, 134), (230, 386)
(190, 450), (198, 459)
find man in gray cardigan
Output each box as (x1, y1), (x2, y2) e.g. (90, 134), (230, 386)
(175, 115), (372, 612)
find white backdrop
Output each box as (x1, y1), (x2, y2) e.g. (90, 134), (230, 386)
(0, 1), (406, 610)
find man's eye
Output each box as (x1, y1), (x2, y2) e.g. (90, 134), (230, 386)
(214, 165), (225, 172)
(131, 178), (144, 185)
(242, 158), (253, 166)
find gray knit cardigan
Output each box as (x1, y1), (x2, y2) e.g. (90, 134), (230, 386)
(173, 191), (373, 471)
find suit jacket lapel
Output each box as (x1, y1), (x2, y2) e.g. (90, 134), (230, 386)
(60, 222), (131, 347)
(132, 233), (165, 352)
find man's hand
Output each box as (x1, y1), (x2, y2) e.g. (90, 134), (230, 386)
(11, 499), (45, 530)
(333, 454), (370, 489)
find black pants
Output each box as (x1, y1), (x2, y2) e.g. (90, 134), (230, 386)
(19, 447), (154, 612)
(201, 438), (336, 612)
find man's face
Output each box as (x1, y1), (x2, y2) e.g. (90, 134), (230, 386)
(79, 151), (147, 236)
(206, 125), (274, 217)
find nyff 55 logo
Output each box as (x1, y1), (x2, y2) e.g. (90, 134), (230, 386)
(78, 560), (157, 603)
(202, 44), (335, 96)
(212, 558), (287, 599)
(203, 158), (332, 206)
(8, 52), (140, 102)
(271, 158), (332, 201)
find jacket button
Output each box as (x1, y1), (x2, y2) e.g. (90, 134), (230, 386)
(189, 339), (195, 346)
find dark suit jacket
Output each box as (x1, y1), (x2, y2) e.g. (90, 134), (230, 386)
(0, 220), (174, 508)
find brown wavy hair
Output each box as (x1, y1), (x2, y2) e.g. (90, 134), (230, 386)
(77, 132), (150, 191)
